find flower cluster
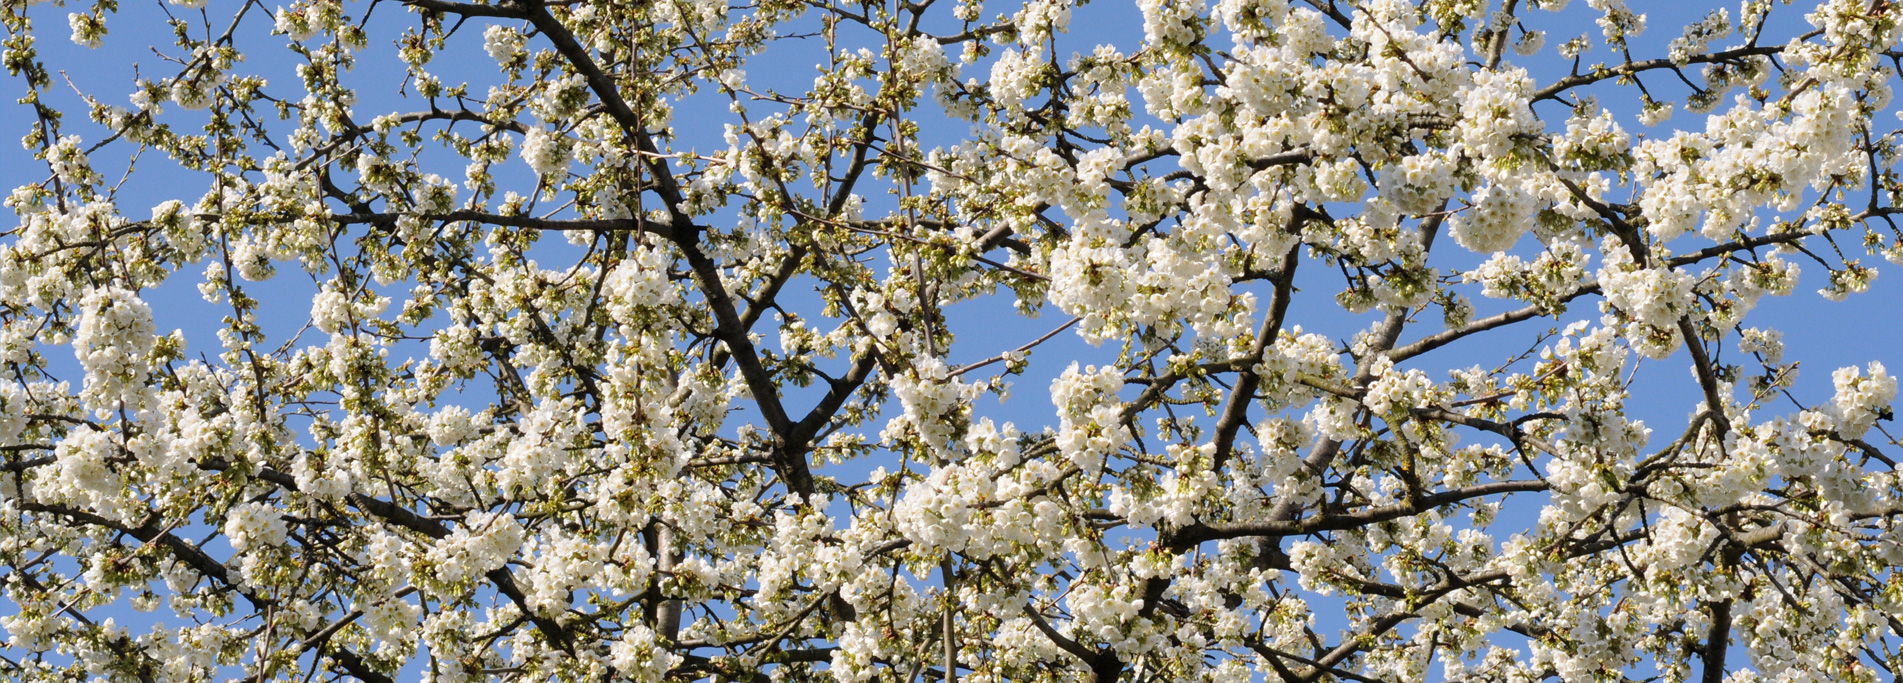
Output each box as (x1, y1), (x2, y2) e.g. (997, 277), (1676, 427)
(1827, 363), (1897, 439)
(521, 129), (574, 178)
(73, 286), (158, 415)
(223, 501), (288, 552)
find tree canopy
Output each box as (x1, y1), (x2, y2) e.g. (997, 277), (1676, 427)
(6, 0), (1903, 680)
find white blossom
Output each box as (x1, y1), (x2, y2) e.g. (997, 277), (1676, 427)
(73, 286), (157, 414)
(521, 128), (573, 177)
(483, 25), (526, 63)
(223, 501), (288, 552)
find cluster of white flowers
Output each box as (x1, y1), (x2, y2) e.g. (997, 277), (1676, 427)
(1725, 253), (1801, 313)
(360, 595), (420, 656)
(223, 501), (288, 552)
(1554, 111), (1632, 172)
(1463, 238), (1593, 308)
(425, 512), (525, 586)
(1012, 0), (1072, 45)
(609, 624), (681, 682)
(1737, 327), (1785, 364)
(1286, 540), (1351, 594)
(67, 11), (105, 48)
(894, 463), (1065, 558)
(482, 25), (527, 63)
(1457, 68), (1537, 162)
(1064, 582), (1146, 648)
(309, 287), (391, 335)
(496, 400), (584, 498)
(1362, 359), (1434, 417)
(40, 428), (139, 524)
(430, 324), (485, 376)
(1827, 363), (1897, 439)
(897, 34), (952, 84)
(1045, 217), (1248, 343)
(886, 358), (981, 453)
(1106, 444), (1218, 528)
(354, 154), (405, 197)
(529, 74), (589, 122)
(602, 247), (679, 327)
(273, 0), (343, 41)
(1587, 0), (1648, 42)
(73, 286), (157, 415)
(1598, 246), (1696, 359)
(1632, 134), (1709, 242)
(1051, 363), (1130, 473)
(520, 128), (574, 178)
(291, 448), (355, 501)
(1448, 181), (1537, 253)
(522, 530), (606, 616)
(1668, 9), (1732, 64)
(1512, 28), (1547, 55)
(988, 49), (1043, 110)
(1380, 152), (1460, 215)
(46, 138), (102, 188)
(166, 48), (230, 110)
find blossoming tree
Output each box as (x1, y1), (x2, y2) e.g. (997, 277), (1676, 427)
(6, 0), (1903, 678)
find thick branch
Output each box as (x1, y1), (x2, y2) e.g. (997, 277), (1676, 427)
(517, 1), (690, 219)
(337, 210), (677, 241)
(1531, 45), (1787, 102)
(1172, 480), (1548, 547)
(1209, 244), (1300, 473)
